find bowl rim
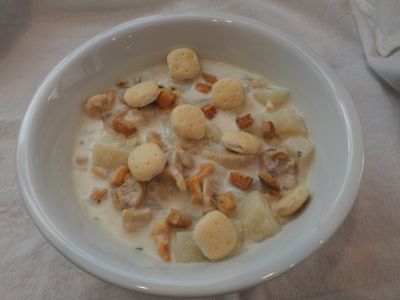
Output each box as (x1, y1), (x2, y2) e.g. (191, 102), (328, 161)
(16, 12), (364, 297)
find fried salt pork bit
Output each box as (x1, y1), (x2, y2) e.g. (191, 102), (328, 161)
(116, 80), (130, 88)
(202, 72), (218, 84)
(90, 187), (108, 203)
(110, 109), (137, 137)
(156, 89), (176, 109)
(186, 163), (215, 203)
(218, 192), (237, 216)
(195, 83), (212, 94)
(236, 113), (255, 129)
(262, 121), (277, 140)
(152, 219), (171, 262)
(261, 149), (297, 191)
(112, 175), (145, 210)
(202, 177), (218, 213)
(167, 208), (192, 228)
(110, 165), (131, 187)
(75, 155), (88, 166)
(201, 104), (217, 120)
(91, 166), (108, 179)
(186, 175), (203, 203)
(258, 169), (281, 192)
(197, 163), (215, 179)
(229, 172), (253, 191)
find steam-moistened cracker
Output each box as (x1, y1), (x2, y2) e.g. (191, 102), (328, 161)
(167, 48), (201, 80)
(128, 143), (167, 182)
(171, 104), (206, 140)
(124, 80), (160, 108)
(193, 210), (237, 260)
(212, 78), (244, 110)
(221, 131), (261, 154)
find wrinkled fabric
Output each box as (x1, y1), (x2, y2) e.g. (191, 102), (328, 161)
(1, 1), (400, 299)
(352, 0), (400, 92)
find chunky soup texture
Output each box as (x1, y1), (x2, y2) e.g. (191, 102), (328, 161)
(72, 48), (314, 262)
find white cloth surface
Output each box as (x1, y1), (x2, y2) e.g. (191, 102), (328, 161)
(352, 0), (400, 92)
(1, 0), (400, 299)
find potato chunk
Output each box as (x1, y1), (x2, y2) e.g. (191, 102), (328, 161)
(174, 231), (207, 263)
(93, 143), (129, 169)
(264, 107), (306, 136)
(239, 191), (281, 242)
(281, 136), (314, 160)
(253, 87), (289, 107)
(92, 134), (138, 169)
(122, 208), (153, 233)
(205, 121), (222, 142)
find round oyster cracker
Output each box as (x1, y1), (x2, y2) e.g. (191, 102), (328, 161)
(212, 78), (244, 110)
(171, 104), (206, 140)
(128, 143), (167, 182)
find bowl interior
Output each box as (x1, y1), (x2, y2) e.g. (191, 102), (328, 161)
(19, 14), (361, 296)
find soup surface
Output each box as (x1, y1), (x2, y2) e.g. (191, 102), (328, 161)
(72, 48), (314, 262)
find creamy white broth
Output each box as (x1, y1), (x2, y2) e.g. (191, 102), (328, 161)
(72, 59), (313, 261)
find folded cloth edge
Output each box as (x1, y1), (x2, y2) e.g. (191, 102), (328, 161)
(352, 0), (400, 93)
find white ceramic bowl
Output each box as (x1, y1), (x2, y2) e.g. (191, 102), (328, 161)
(17, 13), (364, 297)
